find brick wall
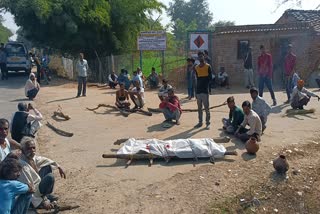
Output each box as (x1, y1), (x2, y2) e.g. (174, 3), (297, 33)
(211, 30), (315, 86)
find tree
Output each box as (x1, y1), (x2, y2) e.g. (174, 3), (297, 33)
(0, 22), (12, 43)
(0, 0), (164, 56)
(168, 0), (213, 41)
(275, 0), (320, 10)
(209, 20), (235, 31)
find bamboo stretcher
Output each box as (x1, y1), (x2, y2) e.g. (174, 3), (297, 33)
(86, 104), (152, 117)
(105, 137), (234, 167)
(148, 101), (227, 113)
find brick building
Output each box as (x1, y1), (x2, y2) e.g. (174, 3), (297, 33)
(212, 10), (320, 87)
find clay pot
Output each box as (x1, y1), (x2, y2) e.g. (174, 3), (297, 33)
(245, 137), (259, 154)
(273, 155), (289, 174)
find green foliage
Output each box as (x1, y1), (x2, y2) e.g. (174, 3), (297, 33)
(168, 0), (213, 41)
(209, 20), (235, 31)
(1, 0), (164, 56)
(0, 22), (12, 43)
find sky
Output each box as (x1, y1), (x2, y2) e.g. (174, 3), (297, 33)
(1, 0), (320, 41)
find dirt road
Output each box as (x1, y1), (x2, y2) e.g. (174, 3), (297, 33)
(34, 79), (320, 213)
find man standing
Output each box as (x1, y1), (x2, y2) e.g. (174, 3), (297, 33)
(159, 88), (181, 125)
(76, 53), (89, 97)
(0, 43), (8, 80)
(250, 87), (271, 132)
(11, 103), (43, 143)
(235, 101), (262, 142)
(290, 80), (320, 109)
(186, 58), (195, 99)
(244, 47), (254, 89)
(194, 51), (212, 130)
(222, 97), (244, 134)
(132, 70), (143, 88)
(284, 44), (296, 103)
(257, 45), (277, 106)
(108, 71), (118, 89)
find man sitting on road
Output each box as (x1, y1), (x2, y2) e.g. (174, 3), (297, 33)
(129, 80), (145, 109)
(159, 88), (182, 125)
(217, 67), (230, 89)
(222, 97), (244, 134)
(290, 79), (320, 109)
(147, 67), (159, 89)
(11, 103), (43, 143)
(250, 87), (271, 132)
(115, 83), (131, 109)
(18, 137), (66, 210)
(25, 73), (40, 100)
(235, 101), (262, 142)
(108, 71), (118, 89)
(132, 70), (143, 88)
(0, 118), (21, 162)
(158, 79), (173, 101)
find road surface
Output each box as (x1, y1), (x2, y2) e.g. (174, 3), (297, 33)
(0, 72), (29, 121)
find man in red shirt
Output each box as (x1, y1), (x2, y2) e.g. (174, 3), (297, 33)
(159, 88), (182, 125)
(284, 44), (296, 103)
(257, 45), (276, 106)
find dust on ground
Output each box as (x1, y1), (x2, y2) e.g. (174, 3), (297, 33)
(34, 79), (320, 214)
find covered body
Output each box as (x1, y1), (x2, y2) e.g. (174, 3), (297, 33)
(117, 138), (227, 159)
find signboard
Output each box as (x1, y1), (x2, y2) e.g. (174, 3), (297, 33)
(190, 33), (209, 51)
(138, 31), (167, 51)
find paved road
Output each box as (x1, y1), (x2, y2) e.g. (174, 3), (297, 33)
(0, 72), (30, 121)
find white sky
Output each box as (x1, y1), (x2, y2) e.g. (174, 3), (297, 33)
(1, 0), (320, 40)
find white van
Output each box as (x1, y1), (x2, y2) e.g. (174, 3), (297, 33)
(5, 42), (31, 73)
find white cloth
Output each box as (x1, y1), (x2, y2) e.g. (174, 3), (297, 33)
(218, 72), (228, 81)
(241, 110), (262, 136)
(10, 109), (43, 133)
(18, 155), (59, 207)
(158, 84), (173, 97)
(117, 138), (227, 159)
(108, 74), (118, 83)
(291, 86), (317, 102)
(77, 59), (88, 77)
(252, 96), (271, 119)
(0, 138), (10, 162)
(24, 79), (40, 96)
(131, 87), (144, 99)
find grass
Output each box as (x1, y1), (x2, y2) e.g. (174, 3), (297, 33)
(133, 55), (186, 77)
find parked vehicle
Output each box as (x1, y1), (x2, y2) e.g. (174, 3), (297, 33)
(5, 42), (32, 73)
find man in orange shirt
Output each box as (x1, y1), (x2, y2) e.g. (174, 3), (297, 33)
(257, 45), (276, 106)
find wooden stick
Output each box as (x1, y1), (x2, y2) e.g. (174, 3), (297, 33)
(283, 108), (315, 117)
(102, 151), (237, 159)
(128, 108), (152, 116)
(86, 104), (131, 117)
(147, 102), (227, 113)
(53, 111), (71, 120)
(46, 122), (74, 137)
(113, 136), (230, 145)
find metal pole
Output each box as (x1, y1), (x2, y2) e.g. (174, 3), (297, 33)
(161, 50), (165, 78)
(140, 50), (143, 71)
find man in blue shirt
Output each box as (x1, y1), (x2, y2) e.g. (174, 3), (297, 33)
(0, 156), (33, 214)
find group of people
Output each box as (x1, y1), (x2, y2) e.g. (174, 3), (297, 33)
(0, 102), (66, 213)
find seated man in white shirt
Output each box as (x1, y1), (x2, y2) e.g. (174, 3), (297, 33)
(129, 80), (145, 109)
(0, 119), (21, 162)
(11, 103), (43, 143)
(18, 137), (66, 210)
(291, 79), (320, 109)
(108, 71), (118, 89)
(217, 67), (230, 89)
(235, 101), (262, 142)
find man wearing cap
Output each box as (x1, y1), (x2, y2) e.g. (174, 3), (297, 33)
(257, 45), (277, 106)
(194, 51), (212, 130)
(159, 88), (181, 125)
(291, 80), (320, 109)
(284, 44), (296, 103)
(250, 87), (271, 132)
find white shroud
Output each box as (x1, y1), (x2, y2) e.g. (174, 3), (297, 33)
(117, 138), (227, 159)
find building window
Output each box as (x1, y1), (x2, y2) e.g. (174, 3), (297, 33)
(237, 40), (250, 60)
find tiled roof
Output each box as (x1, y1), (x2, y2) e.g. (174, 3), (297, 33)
(214, 23), (312, 35)
(281, 9), (320, 32)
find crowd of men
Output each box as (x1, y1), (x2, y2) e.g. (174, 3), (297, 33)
(1, 44), (320, 213)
